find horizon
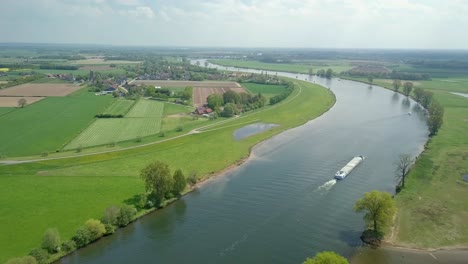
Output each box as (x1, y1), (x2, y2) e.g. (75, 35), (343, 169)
(1, 0), (468, 49)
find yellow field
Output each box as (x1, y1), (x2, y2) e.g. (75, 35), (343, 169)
(0, 68), (9, 72)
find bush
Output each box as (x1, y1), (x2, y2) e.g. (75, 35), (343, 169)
(84, 219), (106, 241)
(41, 228), (61, 253)
(117, 205), (137, 227)
(187, 170), (198, 185)
(5, 256), (37, 264)
(41, 152), (48, 157)
(135, 194), (148, 210)
(175, 125), (183, 132)
(104, 223), (116, 235)
(28, 248), (48, 264)
(135, 136), (142, 143)
(102, 205), (120, 226)
(61, 240), (76, 252)
(159, 131), (165, 137)
(72, 227), (92, 248)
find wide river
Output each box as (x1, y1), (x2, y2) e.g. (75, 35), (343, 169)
(60, 61), (428, 264)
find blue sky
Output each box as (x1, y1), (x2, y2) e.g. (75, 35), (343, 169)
(1, 0), (467, 48)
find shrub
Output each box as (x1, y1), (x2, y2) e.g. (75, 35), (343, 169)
(76, 145), (82, 153)
(41, 228), (61, 253)
(158, 132), (165, 137)
(84, 219), (106, 241)
(172, 169), (186, 196)
(104, 223), (116, 235)
(175, 125), (183, 132)
(41, 152), (48, 157)
(102, 205), (120, 226)
(117, 205), (137, 227)
(72, 227), (92, 248)
(61, 240), (76, 252)
(135, 194), (148, 210)
(187, 170), (198, 185)
(135, 136), (142, 143)
(28, 248), (48, 264)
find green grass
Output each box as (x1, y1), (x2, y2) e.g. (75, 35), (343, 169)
(351, 76), (468, 248)
(242, 83), (286, 99)
(0, 175), (142, 263)
(126, 99), (164, 118)
(0, 90), (113, 156)
(102, 99), (135, 116)
(0, 79), (334, 261)
(212, 59), (353, 74)
(163, 103), (191, 116)
(65, 118), (162, 149)
(0, 108), (15, 117)
(30, 78), (70, 84)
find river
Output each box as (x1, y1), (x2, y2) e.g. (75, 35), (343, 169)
(60, 61), (429, 263)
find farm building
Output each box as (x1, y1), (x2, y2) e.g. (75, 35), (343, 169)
(194, 106), (213, 115)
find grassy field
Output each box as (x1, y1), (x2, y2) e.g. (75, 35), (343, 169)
(211, 59), (353, 74)
(242, 83), (287, 99)
(65, 99), (165, 149)
(126, 99), (164, 118)
(0, 108), (16, 117)
(0, 175), (142, 263)
(101, 99), (135, 116)
(349, 76), (468, 247)
(0, 89), (113, 156)
(0, 79), (334, 262)
(163, 103), (191, 116)
(65, 118), (163, 149)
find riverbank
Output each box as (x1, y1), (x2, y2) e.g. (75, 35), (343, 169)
(0, 79), (335, 263)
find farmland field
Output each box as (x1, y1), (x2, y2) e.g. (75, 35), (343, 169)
(242, 83), (287, 99)
(0, 96), (46, 107)
(126, 99), (164, 118)
(65, 118), (162, 149)
(102, 99), (135, 116)
(79, 65), (114, 71)
(193, 87), (247, 107)
(132, 80), (241, 88)
(65, 99), (165, 149)
(163, 103), (191, 116)
(0, 91), (113, 156)
(0, 107), (15, 116)
(0, 83), (81, 96)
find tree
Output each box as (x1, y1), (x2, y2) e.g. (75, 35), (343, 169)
(207, 93), (224, 109)
(172, 169), (186, 196)
(221, 103), (236, 117)
(413, 87), (424, 102)
(18, 98), (27, 108)
(204, 61), (209, 67)
(303, 251), (349, 264)
(102, 205), (120, 226)
(41, 228), (61, 253)
(420, 90), (433, 108)
(367, 76), (374, 84)
(223, 90), (241, 104)
(395, 154), (414, 188)
(308, 68), (313, 76)
(392, 79), (401, 92)
(427, 101), (444, 136)
(403, 82), (413, 96)
(84, 219), (106, 241)
(140, 160), (173, 205)
(325, 68), (333, 79)
(72, 227), (92, 248)
(5, 256), (38, 264)
(117, 205), (137, 227)
(354, 191), (395, 232)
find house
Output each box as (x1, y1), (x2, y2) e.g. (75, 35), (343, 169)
(194, 107), (213, 115)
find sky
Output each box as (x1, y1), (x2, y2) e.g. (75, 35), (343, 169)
(1, 0), (468, 49)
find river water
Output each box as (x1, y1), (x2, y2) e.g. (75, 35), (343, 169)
(60, 61), (429, 264)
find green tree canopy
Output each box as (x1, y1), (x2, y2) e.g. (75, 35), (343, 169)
(392, 79), (402, 91)
(303, 251), (349, 264)
(140, 160), (173, 205)
(41, 228), (61, 253)
(172, 169), (186, 196)
(403, 82), (413, 96)
(428, 101), (444, 136)
(325, 68), (333, 79)
(84, 219), (106, 241)
(223, 90), (241, 104)
(117, 205), (137, 227)
(207, 93), (224, 109)
(354, 190), (395, 232)
(221, 103), (236, 117)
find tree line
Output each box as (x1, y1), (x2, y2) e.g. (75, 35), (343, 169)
(207, 88), (266, 117)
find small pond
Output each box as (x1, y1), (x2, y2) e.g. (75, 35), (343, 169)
(233, 123), (279, 140)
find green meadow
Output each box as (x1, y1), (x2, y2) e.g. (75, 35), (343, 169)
(242, 83), (287, 99)
(0, 79), (335, 262)
(0, 89), (113, 156)
(101, 99), (135, 116)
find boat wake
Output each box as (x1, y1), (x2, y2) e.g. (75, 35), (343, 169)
(317, 179), (337, 191)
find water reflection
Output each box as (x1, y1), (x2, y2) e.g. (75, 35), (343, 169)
(401, 97), (411, 110)
(391, 92), (400, 105)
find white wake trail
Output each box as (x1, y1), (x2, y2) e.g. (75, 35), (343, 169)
(317, 179), (337, 191)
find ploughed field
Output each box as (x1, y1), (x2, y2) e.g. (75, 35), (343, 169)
(193, 87), (247, 107)
(0, 96), (46, 107)
(0, 83), (81, 97)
